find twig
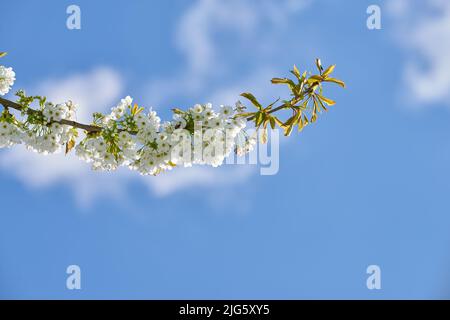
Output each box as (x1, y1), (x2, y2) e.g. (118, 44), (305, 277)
(0, 96), (102, 132)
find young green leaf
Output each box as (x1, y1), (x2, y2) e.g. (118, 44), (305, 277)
(298, 117), (305, 132)
(271, 78), (296, 91)
(234, 112), (255, 118)
(65, 138), (76, 155)
(172, 108), (185, 115)
(269, 116), (276, 130)
(291, 65), (301, 80)
(303, 115), (309, 125)
(317, 98), (328, 112)
(255, 111), (264, 127)
(322, 65), (336, 78)
(271, 78), (291, 84)
(284, 123), (294, 136)
(324, 78), (346, 88)
(315, 58), (323, 72)
(318, 95), (336, 106)
(308, 75), (324, 82)
(240, 92), (262, 110)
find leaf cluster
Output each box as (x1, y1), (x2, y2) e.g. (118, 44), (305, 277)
(236, 59), (345, 140)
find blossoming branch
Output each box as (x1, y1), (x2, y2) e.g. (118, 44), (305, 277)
(0, 51), (345, 176)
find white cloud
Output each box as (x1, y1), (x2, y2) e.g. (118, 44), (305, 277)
(388, 0), (450, 107)
(0, 142), (254, 207)
(35, 67), (123, 122)
(143, 0), (312, 107)
(0, 147), (129, 207)
(144, 166), (255, 197)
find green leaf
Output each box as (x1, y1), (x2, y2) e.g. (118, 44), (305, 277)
(0, 52), (7, 58)
(308, 75), (324, 82)
(255, 112), (264, 127)
(283, 114), (297, 127)
(324, 78), (346, 88)
(168, 161), (177, 167)
(240, 92), (262, 110)
(298, 118), (305, 132)
(291, 65), (301, 80)
(313, 98), (320, 113)
(131, 103), (143, 116)
(315, 58), (323, 72)
(271, 78), (290, 84)
(172, 108), (185, 115)
(317, 98), (328, 112)
(234, 112), (255, 118)
(269, 116), (276, 130)
(271, 78), (296, 92)
(322, 65), (335, 78)
(303, 115), (309, 125)
(301, 71), (307, 80)
(272, 77), (296, 87)
(65, 139), (76, 155)
(318, 95), (336, 106)
(284, 123), (295, 136)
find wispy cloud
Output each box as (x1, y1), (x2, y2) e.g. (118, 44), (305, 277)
(0, 144), (254, 208)
(143, 0), (312, 107)
(144, 165), (255, 197)
(388, 0), (450, 107)
(35, 67), (123, 122)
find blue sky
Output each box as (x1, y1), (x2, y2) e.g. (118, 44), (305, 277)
(1, 0), (450, 299)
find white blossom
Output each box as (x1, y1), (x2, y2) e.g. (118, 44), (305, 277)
(0, 65), (15, 96)
(110, 96), (132, 120)
(0, 121), (22, 148)
(122, 102), (247, 175)
(1, 91), (252, 175)
(22, 101), (78, 154)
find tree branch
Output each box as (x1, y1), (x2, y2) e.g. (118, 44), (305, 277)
(0, 95), (303, 132)
(1, 96), (260, 133)
(0, 96), (102, 132)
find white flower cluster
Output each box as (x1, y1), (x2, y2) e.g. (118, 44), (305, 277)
(105, 96), (133, 122)
(0, 64), (254, 176)
(0, 66), (15, 96)
(76, 96), (140, 171)
(76, 131), (140, 171)
(0, 99), (79, 154)
(131, 103), (247, 175)
(24, 101), (78, 154)
(0, 65), (80, 155)
(0, 121), (21, 148)
(75, 98), (249, 175)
